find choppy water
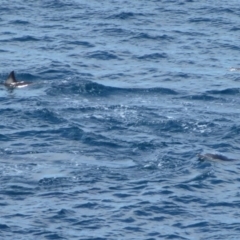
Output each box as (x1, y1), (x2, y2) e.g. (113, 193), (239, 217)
(1, 1), (240, 239)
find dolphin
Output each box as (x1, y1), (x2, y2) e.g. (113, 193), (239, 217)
(229, 67), (240, 71)
(197, 153), (236, 162)
(4, 71), (32, 88)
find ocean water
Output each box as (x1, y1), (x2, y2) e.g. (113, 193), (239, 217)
(1, 0), (240, 239)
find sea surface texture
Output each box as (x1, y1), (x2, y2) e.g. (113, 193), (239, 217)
(1, 1), (240, 239)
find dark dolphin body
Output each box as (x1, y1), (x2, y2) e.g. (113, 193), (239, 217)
(197, 153), (236, 162)
(4, 71), (32, 88)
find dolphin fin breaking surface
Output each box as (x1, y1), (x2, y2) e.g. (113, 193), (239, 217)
(5, 71), (17, 84)
(4, 71), (32, 88)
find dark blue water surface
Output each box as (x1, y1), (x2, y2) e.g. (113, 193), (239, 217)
(1, 1), (240, 239)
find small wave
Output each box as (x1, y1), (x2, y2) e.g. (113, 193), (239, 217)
(107, 12), (142, 20)
(0, 37), (31, 43)
(41, 0), (76, 9)
(181, 94), (220, 101)
(85, 51), (120, 60)
(207, 88), (240, 95)
(102, 28), (132, 37)
(11, 36), (39, 42)
(0, 134), (10, 141)
(15, 36), (40, 42)
(188, 17), (212, 23)
(65, 40), (95, 48)
(10, 20), (30, 25)
(73, 202), (98, 210)
(47, 81), (178, 96)
(132, 33), (174, 41)
(135, 53), (168, 60)
(220, 43), (240, 51)
(223, 125), (240, 139)
(0, 224), (9, 230)
(38, 177), (73, 187)
(24, 108), (66, 124)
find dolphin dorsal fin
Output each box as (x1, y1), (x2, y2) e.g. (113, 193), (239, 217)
(6, 71), (17, 84)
